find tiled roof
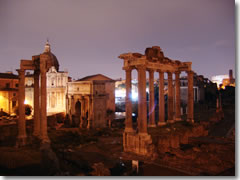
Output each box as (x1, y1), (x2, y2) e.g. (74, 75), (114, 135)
(77, 74), (115, 82)
(0, 73), (18, 79)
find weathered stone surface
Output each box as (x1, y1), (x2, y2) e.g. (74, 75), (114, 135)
(40, 143), (60, 175)
(90, 162), (110, 176)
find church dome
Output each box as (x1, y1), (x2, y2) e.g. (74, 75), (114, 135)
(42, 40), (59, 71)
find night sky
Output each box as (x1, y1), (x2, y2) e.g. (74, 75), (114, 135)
(0, 0), (235, 80)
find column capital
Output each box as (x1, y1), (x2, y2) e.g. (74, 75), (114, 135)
(136, 65), (146, 71)
(124, 66), (133, 71)
(157, 70), (164, 74)
(16, 69), (25, 75)
(187, 70), (194, 75)
(175, 71), (181, 75)
(147, 68), (155, 73)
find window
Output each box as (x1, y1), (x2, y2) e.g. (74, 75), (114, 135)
(6, 83), (10, 88)
(12, 101), (16, 108)
(13, 93), (16, 97)
(15, 83), (18, 87)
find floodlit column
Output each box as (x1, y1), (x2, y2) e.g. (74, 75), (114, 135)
(158, 71), (165, 126)
(80, 97), (85, 128)
(137, 66), (147, 134)
(167, 72), (174, 123)
(40, 61), (50, 143)
(33, 70), (40, 137)
(87, 96), (91, 129)
(187, 70), (194, 123)
(148, 69), (156, 127)
(125, 67), (134, 132)
(175, 71), (181, 121)
(16, 69), (27, 147)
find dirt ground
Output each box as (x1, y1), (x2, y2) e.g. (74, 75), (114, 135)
(0, 104), (235, 176)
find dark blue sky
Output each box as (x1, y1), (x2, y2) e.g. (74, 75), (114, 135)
(0, 0), (235, 80)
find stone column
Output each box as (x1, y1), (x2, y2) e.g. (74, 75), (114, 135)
(167, 72), (174, 123)
(158, 71), (165, 126)
(16, 69), (27, 147)
(137, 66), (147, 135)
(148, 69), (156, 127)
(33, 70), (40, 137)
(175, 71), (181, 121)
(125, 67), (134, 132)
(40, 60), (50, 143)
(187, 71), (194, 123)
(70, 95), (74, 125)
(87, 95), (91, 129)
(80, 97), (85, 128)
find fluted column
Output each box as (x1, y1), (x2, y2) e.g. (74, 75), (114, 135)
(175, 71), (181, 121)
(16, 69), (27, 147)
(187, 70), (194, 123)
(33, 70), (40, 137)
(40, 60), (50, 143)
(137, 66), (147, 134)
(125, 67), (134, 132)
(148, 69), (156, 127)
(158, 71), (166, 126)
(167, 72), (174, 123)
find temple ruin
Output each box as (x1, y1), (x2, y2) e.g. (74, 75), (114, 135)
(119, 46), (194, 156)
(16, 41), (56, 146)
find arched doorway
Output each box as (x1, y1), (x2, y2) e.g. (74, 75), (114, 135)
(75, 100), (81, 116)
(73, 100), (81, 127)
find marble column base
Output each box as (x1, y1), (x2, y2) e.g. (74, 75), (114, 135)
(167, 119), (175, 123)
(175, 117), (182, 121)
(187, 118), (194, 123)
(148, 124), (156, 128)
(158, 122), (166, 126)
(124, 127), (135, 133)
(16, 135), (27, 147)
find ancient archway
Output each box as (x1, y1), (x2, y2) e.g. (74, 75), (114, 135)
(75, 100), (81, 116)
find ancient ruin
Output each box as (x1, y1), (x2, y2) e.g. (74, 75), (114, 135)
(16, 41), (57, 146)
(119, 46), (194, 156)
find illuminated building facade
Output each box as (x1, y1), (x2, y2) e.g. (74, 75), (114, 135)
(0, 72), (19, 114)
(24, 67), (68, 115)
(211, 69), (235, 89)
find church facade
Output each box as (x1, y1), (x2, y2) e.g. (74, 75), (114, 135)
(24, 41), (115, 129)
(24, 42), (68, 115)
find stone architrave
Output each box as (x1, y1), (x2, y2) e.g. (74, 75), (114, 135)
(187, 71), (194, 123)
(175, 71), (181, 121)
(167, 72), (174, 123)
(125, 67), (134, 132)
(158, 71), (166, 126)
(16, 69), (27, 147)
(148, 69), (156, 127)
(33, 70), (40, 137)
(137, 65), (147, 135)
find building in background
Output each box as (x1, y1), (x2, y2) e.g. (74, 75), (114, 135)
(0, 72), (19, 115)
(66, 74), (115, 128)
(211, 69), (235, 89)
(24, 42), (68, 115)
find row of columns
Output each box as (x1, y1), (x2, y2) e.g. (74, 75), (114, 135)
(124, 66), (194, 134)
(17, 66), (50, 146)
